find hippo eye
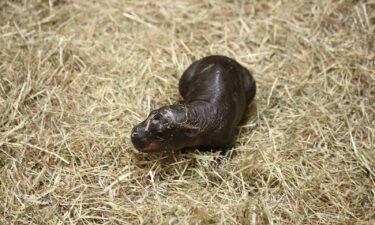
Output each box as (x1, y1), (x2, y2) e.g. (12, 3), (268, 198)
(148, 119), (165, 133)
(151, 118), (167, 128)
(151, 120), (159, 125)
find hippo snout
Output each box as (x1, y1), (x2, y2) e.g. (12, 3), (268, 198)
(131, 125), (150, 151)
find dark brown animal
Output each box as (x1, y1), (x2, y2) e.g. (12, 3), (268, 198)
(131, 55), (256, 153)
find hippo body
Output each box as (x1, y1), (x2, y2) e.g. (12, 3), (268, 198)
(131, 55), (256, 153)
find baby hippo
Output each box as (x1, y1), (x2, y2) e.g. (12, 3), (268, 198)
(131, 55), (256, 153)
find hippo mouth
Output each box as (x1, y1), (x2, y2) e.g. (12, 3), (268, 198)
(139, 141), (164, 153)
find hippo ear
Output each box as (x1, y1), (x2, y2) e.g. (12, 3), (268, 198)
(175, 123), (200, 137)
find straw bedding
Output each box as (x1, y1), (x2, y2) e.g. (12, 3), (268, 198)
(1, 0), (374, 224)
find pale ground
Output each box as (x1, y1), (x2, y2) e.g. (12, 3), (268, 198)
(1, 0), (374, 224)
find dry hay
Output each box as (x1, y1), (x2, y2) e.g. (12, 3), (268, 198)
(0, 0), (374, 224)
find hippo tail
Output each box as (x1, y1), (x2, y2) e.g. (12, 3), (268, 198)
(242, 68), (256, 105)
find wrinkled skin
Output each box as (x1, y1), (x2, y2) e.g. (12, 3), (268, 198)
(131, 55), (256, 153)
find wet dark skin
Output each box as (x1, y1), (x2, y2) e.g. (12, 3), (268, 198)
(131, 55), (256, 153)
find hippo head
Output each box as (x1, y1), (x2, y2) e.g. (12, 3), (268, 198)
(131, 105), (200, 153)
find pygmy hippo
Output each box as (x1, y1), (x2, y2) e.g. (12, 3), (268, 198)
(131, 55), (256, 153)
